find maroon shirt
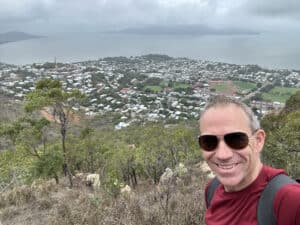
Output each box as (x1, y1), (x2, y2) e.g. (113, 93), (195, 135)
(205, 165), (300, 225)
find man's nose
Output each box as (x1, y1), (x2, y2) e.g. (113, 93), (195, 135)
(214, 139), (234, 160)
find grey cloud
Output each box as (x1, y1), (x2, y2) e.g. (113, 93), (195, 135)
(1, 0), (300, 33)
(245, 0), (300, 20)
(0, 0), (219, 26)
(0, 1), (52, 21)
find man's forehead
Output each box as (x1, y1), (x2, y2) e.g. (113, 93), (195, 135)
(201, 103), (244, 117)
(199, 104), (250, 128)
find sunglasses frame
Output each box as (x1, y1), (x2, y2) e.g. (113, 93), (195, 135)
(198, 131), (255, 152)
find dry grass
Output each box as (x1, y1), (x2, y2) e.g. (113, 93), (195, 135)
(0, 165), (209, 225)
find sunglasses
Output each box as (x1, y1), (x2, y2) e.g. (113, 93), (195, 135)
(198, 132), (254, 151)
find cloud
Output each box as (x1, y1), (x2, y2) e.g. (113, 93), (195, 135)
(245, 0), (300, 20)
(0, 0), (53, 21)
(0, 0), (300, 33)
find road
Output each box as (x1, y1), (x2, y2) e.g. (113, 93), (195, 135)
(241, 81), (273, 101)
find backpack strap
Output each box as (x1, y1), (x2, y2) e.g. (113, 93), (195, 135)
(206, 177), (220, 208)
(206, 174), (297, 225)
(257, 174), (297, 225)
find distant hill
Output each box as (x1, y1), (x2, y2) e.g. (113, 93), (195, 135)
(114, 24), (260, 36)
(0, 31), (43, 44)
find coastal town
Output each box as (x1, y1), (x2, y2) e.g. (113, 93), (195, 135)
(1, 54), (300, 129)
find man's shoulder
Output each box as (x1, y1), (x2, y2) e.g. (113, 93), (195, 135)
(262, 165), (288, 180)
(275, 182), (300, 201)
(261, 165), (299, 199)
(273, 183), (300, 224)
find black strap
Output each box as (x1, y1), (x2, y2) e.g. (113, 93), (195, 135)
(257, 174), (297, 225)
(206, 177), (220, 208)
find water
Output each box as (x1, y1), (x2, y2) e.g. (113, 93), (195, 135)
(0, 32), (300, 70)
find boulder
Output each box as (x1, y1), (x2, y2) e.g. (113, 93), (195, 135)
(86, 173), (101, 190)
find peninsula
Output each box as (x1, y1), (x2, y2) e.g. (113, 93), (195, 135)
(0, 31), (43, 45)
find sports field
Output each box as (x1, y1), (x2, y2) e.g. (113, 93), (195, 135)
(262, 86), (300, 102)
(210, 80), (257, 95)
(144, 85), (162, 92)
(210, 80), (237, 94)
(233, 81), (257, 94)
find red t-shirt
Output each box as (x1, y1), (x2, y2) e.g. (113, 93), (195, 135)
(205, 165), (300, 225)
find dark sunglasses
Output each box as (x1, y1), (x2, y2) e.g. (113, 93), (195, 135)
(198, 132), (253, 151)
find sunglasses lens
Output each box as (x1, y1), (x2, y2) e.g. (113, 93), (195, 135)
(198, 135), (219, 151)
(224, 132), (249, 149)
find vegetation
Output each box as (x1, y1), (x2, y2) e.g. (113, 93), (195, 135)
(24, 78), (85, 187)
(261, 90), (300, 178)
(142, 81), (191, 93)
(262, 86), (300, 103)
(141, 54), (173, 61)
(210, 82), (233, 93)
(0, 78), (300, 225)
(144, 85), (162, 93)
(0, 170), (207, 225)
(0, 80), (201, 187)
(233, 80), (256, 93)
(210, 80), (257, 95)
(173, 82), (189, 89)
(32, 62), (66, 69)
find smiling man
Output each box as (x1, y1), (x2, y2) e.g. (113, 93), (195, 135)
(198, 95), (300, 225)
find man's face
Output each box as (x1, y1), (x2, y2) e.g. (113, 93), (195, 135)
(199, 104), (265, 192)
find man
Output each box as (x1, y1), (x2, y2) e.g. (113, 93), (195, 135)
(198, 95), (300, 225)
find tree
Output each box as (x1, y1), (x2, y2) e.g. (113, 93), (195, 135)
(24, 78), (84, 188)
(135, 125), (169, 184)
(262, 112), (300, 177)
(261, 91), (300, 178)
(283, 90), (300, 113)
(0, 115), (59, 184)
(30, 144), (63, 183)
(17, 117), (51, 158)
(164, 124), (200, 167)
(0, 119), (27, 184)
(109, 144), (138, 187)
(79, 127), (96, 173)
(17, 117), (63, 183)
(0, 119), (25, 147)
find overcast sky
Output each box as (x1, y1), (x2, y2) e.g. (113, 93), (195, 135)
(1, 0), (300, 34)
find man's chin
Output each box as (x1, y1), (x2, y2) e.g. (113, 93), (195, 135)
(217, 176), (244, 192)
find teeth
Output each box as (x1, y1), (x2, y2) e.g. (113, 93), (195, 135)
(217, 164), (236, 170)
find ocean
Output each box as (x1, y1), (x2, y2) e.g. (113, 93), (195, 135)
(0, 32), (300, 70)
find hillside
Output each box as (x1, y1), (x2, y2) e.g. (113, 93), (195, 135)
(0, 72), (299, 225)
(0, 162), (209, 225)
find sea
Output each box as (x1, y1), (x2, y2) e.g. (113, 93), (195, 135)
(0, 31), (300, 70)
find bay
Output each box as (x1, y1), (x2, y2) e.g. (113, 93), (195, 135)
(0, 32), (299, 70)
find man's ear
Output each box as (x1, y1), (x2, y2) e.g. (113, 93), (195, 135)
(255, 129), (265, 153)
